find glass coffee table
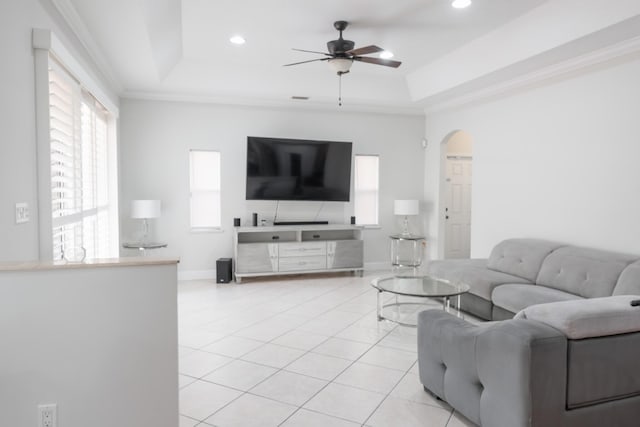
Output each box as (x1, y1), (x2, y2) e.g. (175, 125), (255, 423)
(371, 275), (470, 327)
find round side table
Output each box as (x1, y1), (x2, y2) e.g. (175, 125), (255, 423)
(390, 234), (426, 269)
(122, 242), (168, 256)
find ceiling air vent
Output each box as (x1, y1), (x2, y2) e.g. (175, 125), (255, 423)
(291, 96), (309, 100)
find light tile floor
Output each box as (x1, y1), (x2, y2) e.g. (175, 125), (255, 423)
(178, 272), (477, 427)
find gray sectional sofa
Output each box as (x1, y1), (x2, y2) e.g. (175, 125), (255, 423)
(418, 238), (640, 426)
(418, 300), (640, 427)
(427, 238), (640, 320)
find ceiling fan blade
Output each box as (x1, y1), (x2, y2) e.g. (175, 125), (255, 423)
(346, 45), (384, 56)
(292, 48), (333, 57)
(353, 56), (402, 68)
(283, 58), (329, 67)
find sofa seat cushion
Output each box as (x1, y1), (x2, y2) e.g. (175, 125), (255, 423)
(428, 259), (531, 300)
(492, 284), (582, 314)
(535, 246), (637, 298)
(487, 238), (563, 282)
(514, 295), (640, 339)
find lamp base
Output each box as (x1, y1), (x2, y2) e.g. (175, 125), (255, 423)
(401, 216), (411, 236)
(140, 218), (149, 243)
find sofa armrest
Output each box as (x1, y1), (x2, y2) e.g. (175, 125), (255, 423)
(476, 318), (567, 427)
(418, 310), (567, 427)
(417, 310), (496, 424)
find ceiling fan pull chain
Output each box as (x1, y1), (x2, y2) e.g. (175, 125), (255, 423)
(338, 72), (343, 106)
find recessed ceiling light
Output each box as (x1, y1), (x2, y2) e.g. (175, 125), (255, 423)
(452, 0), (471, 9)
(229, 35), (246, 45)
(380, 51), (394, 59)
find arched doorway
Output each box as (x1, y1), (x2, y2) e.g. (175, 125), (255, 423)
(439, 130), (473, 259)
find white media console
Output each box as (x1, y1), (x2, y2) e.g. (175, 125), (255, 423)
(233, 224), (364, 283)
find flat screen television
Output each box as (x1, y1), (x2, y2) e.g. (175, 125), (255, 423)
(246, 136), (352, 201)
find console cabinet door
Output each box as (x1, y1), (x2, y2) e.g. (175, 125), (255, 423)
(236, 243), (278, 273)
(327, 240), (364, 269)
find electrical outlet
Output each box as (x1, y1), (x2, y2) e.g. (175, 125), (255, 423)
(15, 202), (29, 224)
(38, 404), (57, 427)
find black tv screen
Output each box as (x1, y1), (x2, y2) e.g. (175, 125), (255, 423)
(246, 136), (352, 201)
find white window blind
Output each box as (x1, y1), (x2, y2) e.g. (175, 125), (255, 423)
(354, 155), (380, 226)
(190, 150), (221, 229)
(49, 58), (113, 260)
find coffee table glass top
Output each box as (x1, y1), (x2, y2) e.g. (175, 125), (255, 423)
(371, 275), (470, 298)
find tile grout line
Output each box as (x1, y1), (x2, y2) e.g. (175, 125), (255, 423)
(187, 308), (364, 423)
(178, 274), (443, 426)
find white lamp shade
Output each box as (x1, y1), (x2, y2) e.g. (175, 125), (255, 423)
(131, 200), (161, 219)
(394, 200), (419, 216)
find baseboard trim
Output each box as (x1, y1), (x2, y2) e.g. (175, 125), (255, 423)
(178, 269), (216, 281)
(364, 261), (390, 271)
(178, 262), (390, 282)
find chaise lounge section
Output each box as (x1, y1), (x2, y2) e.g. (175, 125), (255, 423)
(418, 296), (640, 426)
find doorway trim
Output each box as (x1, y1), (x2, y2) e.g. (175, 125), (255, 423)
(438, 130), (473, 259)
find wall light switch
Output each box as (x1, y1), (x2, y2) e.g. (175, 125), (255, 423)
(15, 202), (29, 224)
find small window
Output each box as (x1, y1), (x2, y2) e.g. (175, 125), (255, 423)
(189, 150), (221, 229)
(354, 155), (379, 226)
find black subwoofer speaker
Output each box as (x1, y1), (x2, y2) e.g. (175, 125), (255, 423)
(216, 258), (233, 283)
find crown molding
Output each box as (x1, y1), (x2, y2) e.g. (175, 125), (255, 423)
(51, 0), (123, 94)
(122, 90), (426, 117)
(423, 35), (640, 115)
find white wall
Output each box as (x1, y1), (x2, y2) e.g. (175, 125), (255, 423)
(423, 56), (640, 258)
(0, 261), (179, 427)
(0, 0), (118, 262)
(119, 99), (425, 275)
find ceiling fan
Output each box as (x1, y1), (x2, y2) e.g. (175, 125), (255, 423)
(284, 21), (402, 106)
(284, 20), (402, 74)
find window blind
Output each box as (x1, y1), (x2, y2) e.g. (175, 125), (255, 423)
(354, 155), (380, 226)
(189, 150), (221, 229)
(49, 58), (113, 260)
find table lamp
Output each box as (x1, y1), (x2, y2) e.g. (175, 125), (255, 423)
(394, 200), (419, 236)
(131, 200), (161, 242)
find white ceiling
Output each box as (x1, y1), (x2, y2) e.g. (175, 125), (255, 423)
(62, 0), (558, 111)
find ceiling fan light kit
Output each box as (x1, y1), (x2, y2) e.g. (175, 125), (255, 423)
(284, 20), (402, 106)
(328, 58), (353, 73)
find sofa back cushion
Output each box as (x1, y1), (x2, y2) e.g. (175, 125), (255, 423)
(613, 260), (640, 296)
(536, 246), (636, 298)
(487, 239), (562, 282)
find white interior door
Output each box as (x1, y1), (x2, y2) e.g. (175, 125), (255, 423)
(444, 157), (472, 259)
